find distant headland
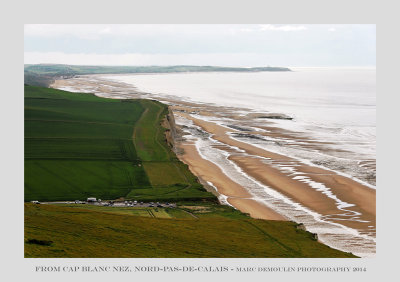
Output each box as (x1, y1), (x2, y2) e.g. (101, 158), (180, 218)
(24, 64), (291, 87)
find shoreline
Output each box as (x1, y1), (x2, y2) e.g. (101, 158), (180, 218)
(173, 111), (376, 256)
(175, 111), (376, 230)
(50, 76), (376, 256)
(178, 142), (288, 221)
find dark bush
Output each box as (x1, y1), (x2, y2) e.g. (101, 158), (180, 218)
(26, 239), (53, 246)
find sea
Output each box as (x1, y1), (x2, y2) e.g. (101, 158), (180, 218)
(103, 67), (376, 187)
(56, 67), (376, 256)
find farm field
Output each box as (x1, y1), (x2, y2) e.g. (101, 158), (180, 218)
(54, 204), (174, 218)
(24, 85), (215, 202)
(24, 203), (356, 258)
(50, 200), (251, 219)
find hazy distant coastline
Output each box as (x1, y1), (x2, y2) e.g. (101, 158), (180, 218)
(24, 64), (291, 87)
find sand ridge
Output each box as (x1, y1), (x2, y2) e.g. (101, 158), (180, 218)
(175, 111), (376, 234)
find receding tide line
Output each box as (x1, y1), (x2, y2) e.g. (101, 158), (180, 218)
(206, 181), (234, 207)
(193, 113), (376, 190)
(226, 131), (377, 190)
(53, 78), (376, 257)
(175, 115), (376, 257)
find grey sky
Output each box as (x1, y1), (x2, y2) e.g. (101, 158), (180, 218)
(24, 24), (376, 67)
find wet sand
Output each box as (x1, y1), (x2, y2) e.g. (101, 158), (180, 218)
(179, 143), (287, 221)
(174, 111), (376, 233)
(50, 76), (376, 255)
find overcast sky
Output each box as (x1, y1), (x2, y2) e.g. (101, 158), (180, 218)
(24, 24), (376, 67)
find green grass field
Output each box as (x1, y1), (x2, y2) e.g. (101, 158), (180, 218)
(24, 85), (215, 202)
(24, 204), (356, 258)
(54, 204), (174, 218)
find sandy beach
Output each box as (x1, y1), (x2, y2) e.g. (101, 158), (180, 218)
(179, 142), (287, 221)
(174, 110), (375, 231)
(50, 75), (376, 256)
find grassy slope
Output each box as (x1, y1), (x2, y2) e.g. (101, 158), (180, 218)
(25, 204), (356, 258)
(25, 86), (147, 201)
(131, 99), (212, 200)
(24, 85), (214, 202)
